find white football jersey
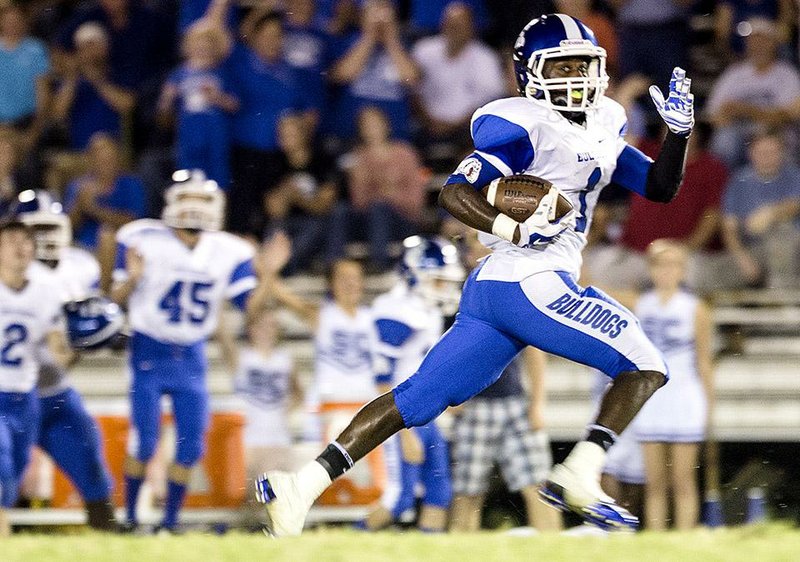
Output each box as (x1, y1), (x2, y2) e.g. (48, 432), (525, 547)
(471, 96), (633, 282)
(0, 273), (64, 392)
(313, 301), (377, 403)
(29, 246), (100, 303)
(234, 347), (293, 447)
(114, 220), (256, 345)
(29, 247), (100, 396)
(371, 284), (444, 385)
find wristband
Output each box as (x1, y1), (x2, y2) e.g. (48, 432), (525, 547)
(491, 213), (519, 243)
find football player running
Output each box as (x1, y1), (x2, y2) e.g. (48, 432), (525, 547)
(257, 13), (693, 533)
(14, 190), (121, 530)
(0, 220), (71, 536)
(112, 170), (279, 533)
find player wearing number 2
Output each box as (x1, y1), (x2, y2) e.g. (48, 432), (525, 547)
(0, 220), (71, 536)
(112, 170), (276, 533)
(257, 13), (694, 533)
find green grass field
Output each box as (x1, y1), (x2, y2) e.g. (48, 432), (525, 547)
(5, 524), (800, 562)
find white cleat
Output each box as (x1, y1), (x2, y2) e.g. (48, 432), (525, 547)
(540, 463), (638, 531)
(255, 471), (313, 537)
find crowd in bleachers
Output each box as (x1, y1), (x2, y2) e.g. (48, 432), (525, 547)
(1, 0), (800, 290)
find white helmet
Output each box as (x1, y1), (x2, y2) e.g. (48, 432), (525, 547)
(13, 190), (72, 262)
(162, 169), (225, 231)
(400, 235), (465, 316)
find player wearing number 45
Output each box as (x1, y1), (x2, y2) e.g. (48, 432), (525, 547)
(257, 13), (694, 534)
(112, 170), (281, 533)
(0, 220), (72, 537)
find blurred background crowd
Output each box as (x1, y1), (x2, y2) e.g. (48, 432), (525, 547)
(2, 0), (800, 292)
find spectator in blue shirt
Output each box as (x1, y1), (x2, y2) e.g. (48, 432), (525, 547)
(0, 5), (50, 153)
(327, 0), (420, 144)
(227, 11), (311, 235)
(721, 128), (800, 289)
(159, 19), (238, 189)
(407, 0), (489, 38)
(52, 23), (135, 151)
(179, 0), (238, 34)
(284, 0), (332, 116)
(65, 133), (146, 254)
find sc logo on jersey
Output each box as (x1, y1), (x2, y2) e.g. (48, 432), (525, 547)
(546, 293), (629, 339)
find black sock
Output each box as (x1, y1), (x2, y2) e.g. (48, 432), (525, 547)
(586, 424), (617, 452)
(316, 441), (354, 480)
(85, 498), (118, 531)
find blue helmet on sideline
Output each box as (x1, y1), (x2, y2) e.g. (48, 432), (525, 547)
(64, 296), (126, 350)
(400, 235), (465, 315)
(512, 13), (608, 112)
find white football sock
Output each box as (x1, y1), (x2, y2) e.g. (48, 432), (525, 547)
(563, 441), (606, 480)
(298, 461), (332, 504)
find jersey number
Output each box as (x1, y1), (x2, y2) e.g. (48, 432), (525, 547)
(576, 167), (602, 233)
(0, 324), (28, 367)
(158, 281), (213, 325)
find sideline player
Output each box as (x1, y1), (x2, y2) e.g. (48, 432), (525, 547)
(112, 170), (279, 532)
(0, 220), (71, 536)
(362, 235), (464, 532)
(257, 13), (694, 534)
(14, 190), (119, 530)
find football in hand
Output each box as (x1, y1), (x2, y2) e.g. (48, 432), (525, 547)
(482, 175), (573, 222)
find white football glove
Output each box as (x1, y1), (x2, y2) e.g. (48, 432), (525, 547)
(649, 67), (694, 136)
(517, 186), (577, 248)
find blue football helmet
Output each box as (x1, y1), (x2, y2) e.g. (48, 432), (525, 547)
(400, 235), (465, 315)
(11, 190), (72, 262)
(513, 13), (608, 112)
(64, 296), (126, 350)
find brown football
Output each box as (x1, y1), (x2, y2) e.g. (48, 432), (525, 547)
(482, 174), (573, 222)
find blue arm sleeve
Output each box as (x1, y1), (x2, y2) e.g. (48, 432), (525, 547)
(231, 291), (249, 311)
(228, 259), (257, 311)
(445, 114), (535, 191)
(610, 144), (654, 197)
(113, 242), (127, 273)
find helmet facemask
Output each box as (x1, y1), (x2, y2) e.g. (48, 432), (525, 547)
(516, 41), (609, 112)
